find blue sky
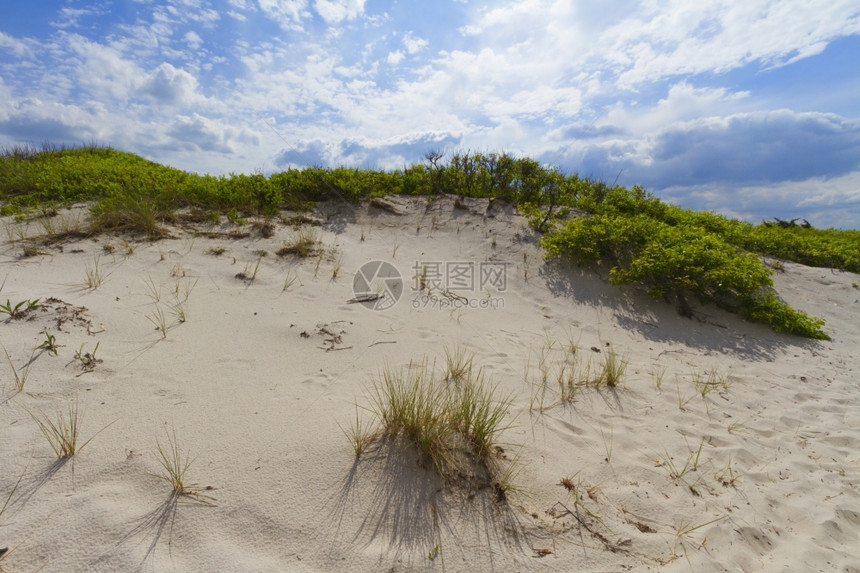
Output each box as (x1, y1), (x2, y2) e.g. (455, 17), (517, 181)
(1, 1), (859, 228)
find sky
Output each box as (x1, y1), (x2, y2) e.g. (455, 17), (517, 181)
(1, 1), (859, 228)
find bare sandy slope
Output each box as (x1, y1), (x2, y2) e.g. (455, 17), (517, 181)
(1, 196), (858, 572)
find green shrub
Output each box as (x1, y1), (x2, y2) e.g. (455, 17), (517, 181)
(542, 212), (830, 339)
(740, 289), (830, 340)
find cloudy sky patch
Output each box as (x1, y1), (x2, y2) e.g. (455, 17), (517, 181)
(1, 1), (858, 227)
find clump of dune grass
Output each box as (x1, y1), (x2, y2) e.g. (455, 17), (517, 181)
(155, 429), (196, 495)
(29, 400), (100, 458)
(83, 256), (112, 289)
(357, 349), (516, 497)
(594, 347), (628, 388)
(276, 227), (319, 258)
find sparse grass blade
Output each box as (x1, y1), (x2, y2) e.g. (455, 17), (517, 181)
(338, 405), (377, 459)
(2, 344), (34, 392)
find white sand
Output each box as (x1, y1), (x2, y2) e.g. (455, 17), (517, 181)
(1, 196), (858, 572)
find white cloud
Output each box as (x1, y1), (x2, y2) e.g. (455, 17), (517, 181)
(52, 7), (101, 29)
(0, 31), (38, 59)
(184, 31), (203, 49)
(2, 1), (860, 227)
(65, 34), (143, 101)
(258, 0), (310, 30)
(402, 32), (427, 54)
(603, 1), (860, 88)
(140, 62), (203, 106)
(659, 171), (860, 229)
(604, 82), (751, 134)
(314, 0), (365, 24)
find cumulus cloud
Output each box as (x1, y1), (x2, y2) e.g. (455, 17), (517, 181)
(65, 33), (143, 101)
(0, 98), (101, 143)
(166, 113), (234, 153)
(139, 62), (202, 106)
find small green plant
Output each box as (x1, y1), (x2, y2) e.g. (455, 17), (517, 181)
(528, 337), (595, 410)
(37, 331), (59, 356)
(0, 298), (39, 319)
(428, 544), (440, 560)
(727, 419), (747, 435)
(75, 341), (101, 372)
(225, 207), (246, 225)
(155, 429), (196, 494)
(418, 265), (429, 291)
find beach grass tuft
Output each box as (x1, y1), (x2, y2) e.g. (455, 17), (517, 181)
(29, 400), (98, 458)
(356, 349), (516, 495)
(155, 429), (196, 494)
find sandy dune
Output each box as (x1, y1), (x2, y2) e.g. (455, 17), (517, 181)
(1, 196), (858, 572)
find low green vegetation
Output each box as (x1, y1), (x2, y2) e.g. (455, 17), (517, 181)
(538, 187), (842, 339)
(3, 144), (857, 339)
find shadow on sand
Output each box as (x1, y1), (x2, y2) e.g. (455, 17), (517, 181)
(328, 437), (533, 569)
(539, 259), (824, 361)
